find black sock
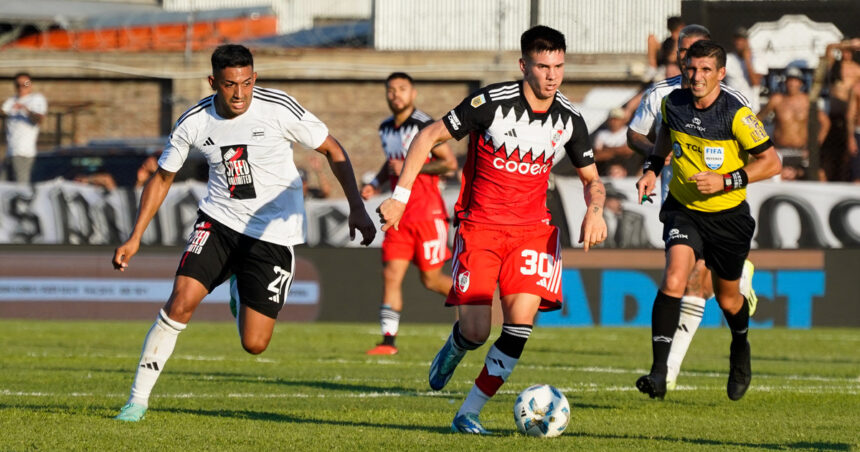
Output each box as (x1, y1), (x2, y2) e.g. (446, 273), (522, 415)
(651, 290), (682, 375)
(451, 321), (483, 351)
(723, 296), (750, 344)
(382, 335), (396, 346)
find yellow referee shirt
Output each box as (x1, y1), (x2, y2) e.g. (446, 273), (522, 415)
(661, 89), (772, 212)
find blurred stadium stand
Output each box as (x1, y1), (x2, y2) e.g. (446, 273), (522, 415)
(1, 0), (858, 186)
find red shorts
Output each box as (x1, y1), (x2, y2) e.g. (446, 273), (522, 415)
(381, 218), (451, 271)
(446, 221), (562, 312)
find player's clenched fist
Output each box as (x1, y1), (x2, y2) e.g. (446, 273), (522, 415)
(688, 171), (722, 194)
(377, 198), (405, 232)
(112, 239), (140, 272)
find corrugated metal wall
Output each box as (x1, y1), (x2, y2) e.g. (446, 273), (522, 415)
(539, 0), (680, 53)
(161, 0), (682, 51)
(374, 0), (530, 51)
(374, 0), (681, 53)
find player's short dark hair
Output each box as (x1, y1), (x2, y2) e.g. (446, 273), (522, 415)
(686, 40), (726, 69)
(678, 24), (711, 44)
(211, 44), (254, 74)
(667, 16), (684, 32)
(13, 72), (31, 81)
(386, 72), (413, 86)
(521, 25), (566, 58)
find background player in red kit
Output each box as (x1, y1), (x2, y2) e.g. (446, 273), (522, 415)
(361, 72), (457, 355)
(378, 26), (607, 434)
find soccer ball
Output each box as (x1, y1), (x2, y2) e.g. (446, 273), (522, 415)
(513, 384), (570, 437)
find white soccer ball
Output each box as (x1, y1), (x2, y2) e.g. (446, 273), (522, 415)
(513, 384), (571, 437)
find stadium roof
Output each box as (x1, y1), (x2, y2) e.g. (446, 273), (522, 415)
(243, 20), (371, 48)
(0, 1), (272, 29)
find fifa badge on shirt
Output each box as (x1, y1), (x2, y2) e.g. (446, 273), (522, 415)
(704, 146), (724, 170)
(673, 142), (683, 158)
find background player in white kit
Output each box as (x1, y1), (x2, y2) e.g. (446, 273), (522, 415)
(627, 25), (758, 391)
(111, 44), (375, 421)
(361, 72), (457, 355)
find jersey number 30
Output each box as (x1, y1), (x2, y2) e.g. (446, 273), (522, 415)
(520, 250), (554, 277)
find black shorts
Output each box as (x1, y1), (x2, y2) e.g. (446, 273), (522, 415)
(176, 211), (295, 319)
(659, 195), (755, 281)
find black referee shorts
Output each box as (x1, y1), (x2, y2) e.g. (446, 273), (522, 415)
(175, 211), (295, 319)
(659, 194), (755, 281)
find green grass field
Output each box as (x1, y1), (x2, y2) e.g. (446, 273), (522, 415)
(1, 319), (857, 451)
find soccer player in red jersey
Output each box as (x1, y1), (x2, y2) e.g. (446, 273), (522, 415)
(362, 73), (457, 355)
(378, 26), (607, 434)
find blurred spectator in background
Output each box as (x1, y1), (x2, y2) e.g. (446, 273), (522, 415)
(136, 154), (159, 188)
(594, 107), (642, 177)
(299, 155), (331, 199)
(820, 38), (860, 181)
(606, 163), (628, 179)
(724, 27), (767, 113)
(74, 171), (117, 191)
(602, 183), (651, 249)
(647, 16), (685, 81)
(1, 72), (47, 184)
(847, 75), (860, 182)
(757, 66), (828, 180)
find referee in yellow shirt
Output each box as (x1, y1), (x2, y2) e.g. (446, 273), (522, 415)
(635, 40), (781, 402)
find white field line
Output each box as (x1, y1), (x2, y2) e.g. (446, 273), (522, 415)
(2, 384), (858, 400)
(310, 359), (860, 384)
(9, 353), (859, 385)
(23, 351), (277, 363)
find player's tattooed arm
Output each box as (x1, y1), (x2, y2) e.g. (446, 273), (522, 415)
(576, 164), (607, 251)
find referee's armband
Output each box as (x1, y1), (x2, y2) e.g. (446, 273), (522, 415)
(723, 169), (749, 192)
(642, 154), (665, 176)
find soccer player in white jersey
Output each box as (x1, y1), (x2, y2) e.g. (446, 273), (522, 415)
(379, 26), (606, 434)
(111, 44), (376, 421)
(627, 25), (758, 393)
(361, 72), (457, 355)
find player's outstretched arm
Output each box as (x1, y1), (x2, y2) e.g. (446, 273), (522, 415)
(113, 168), (176, 271)
(377, 120), (452, 232)
(636, 123), (671, 203)
(316, 135), (376, 246)
(577, 164), (607, 252)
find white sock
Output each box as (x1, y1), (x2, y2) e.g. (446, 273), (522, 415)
(380, 306), (400, 337)
(666, 296), (706, 383)
(457, 385), (491, 417)
(127, 309), (186, 406)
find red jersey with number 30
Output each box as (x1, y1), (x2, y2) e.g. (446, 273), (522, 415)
(442, 82), (593, 226)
